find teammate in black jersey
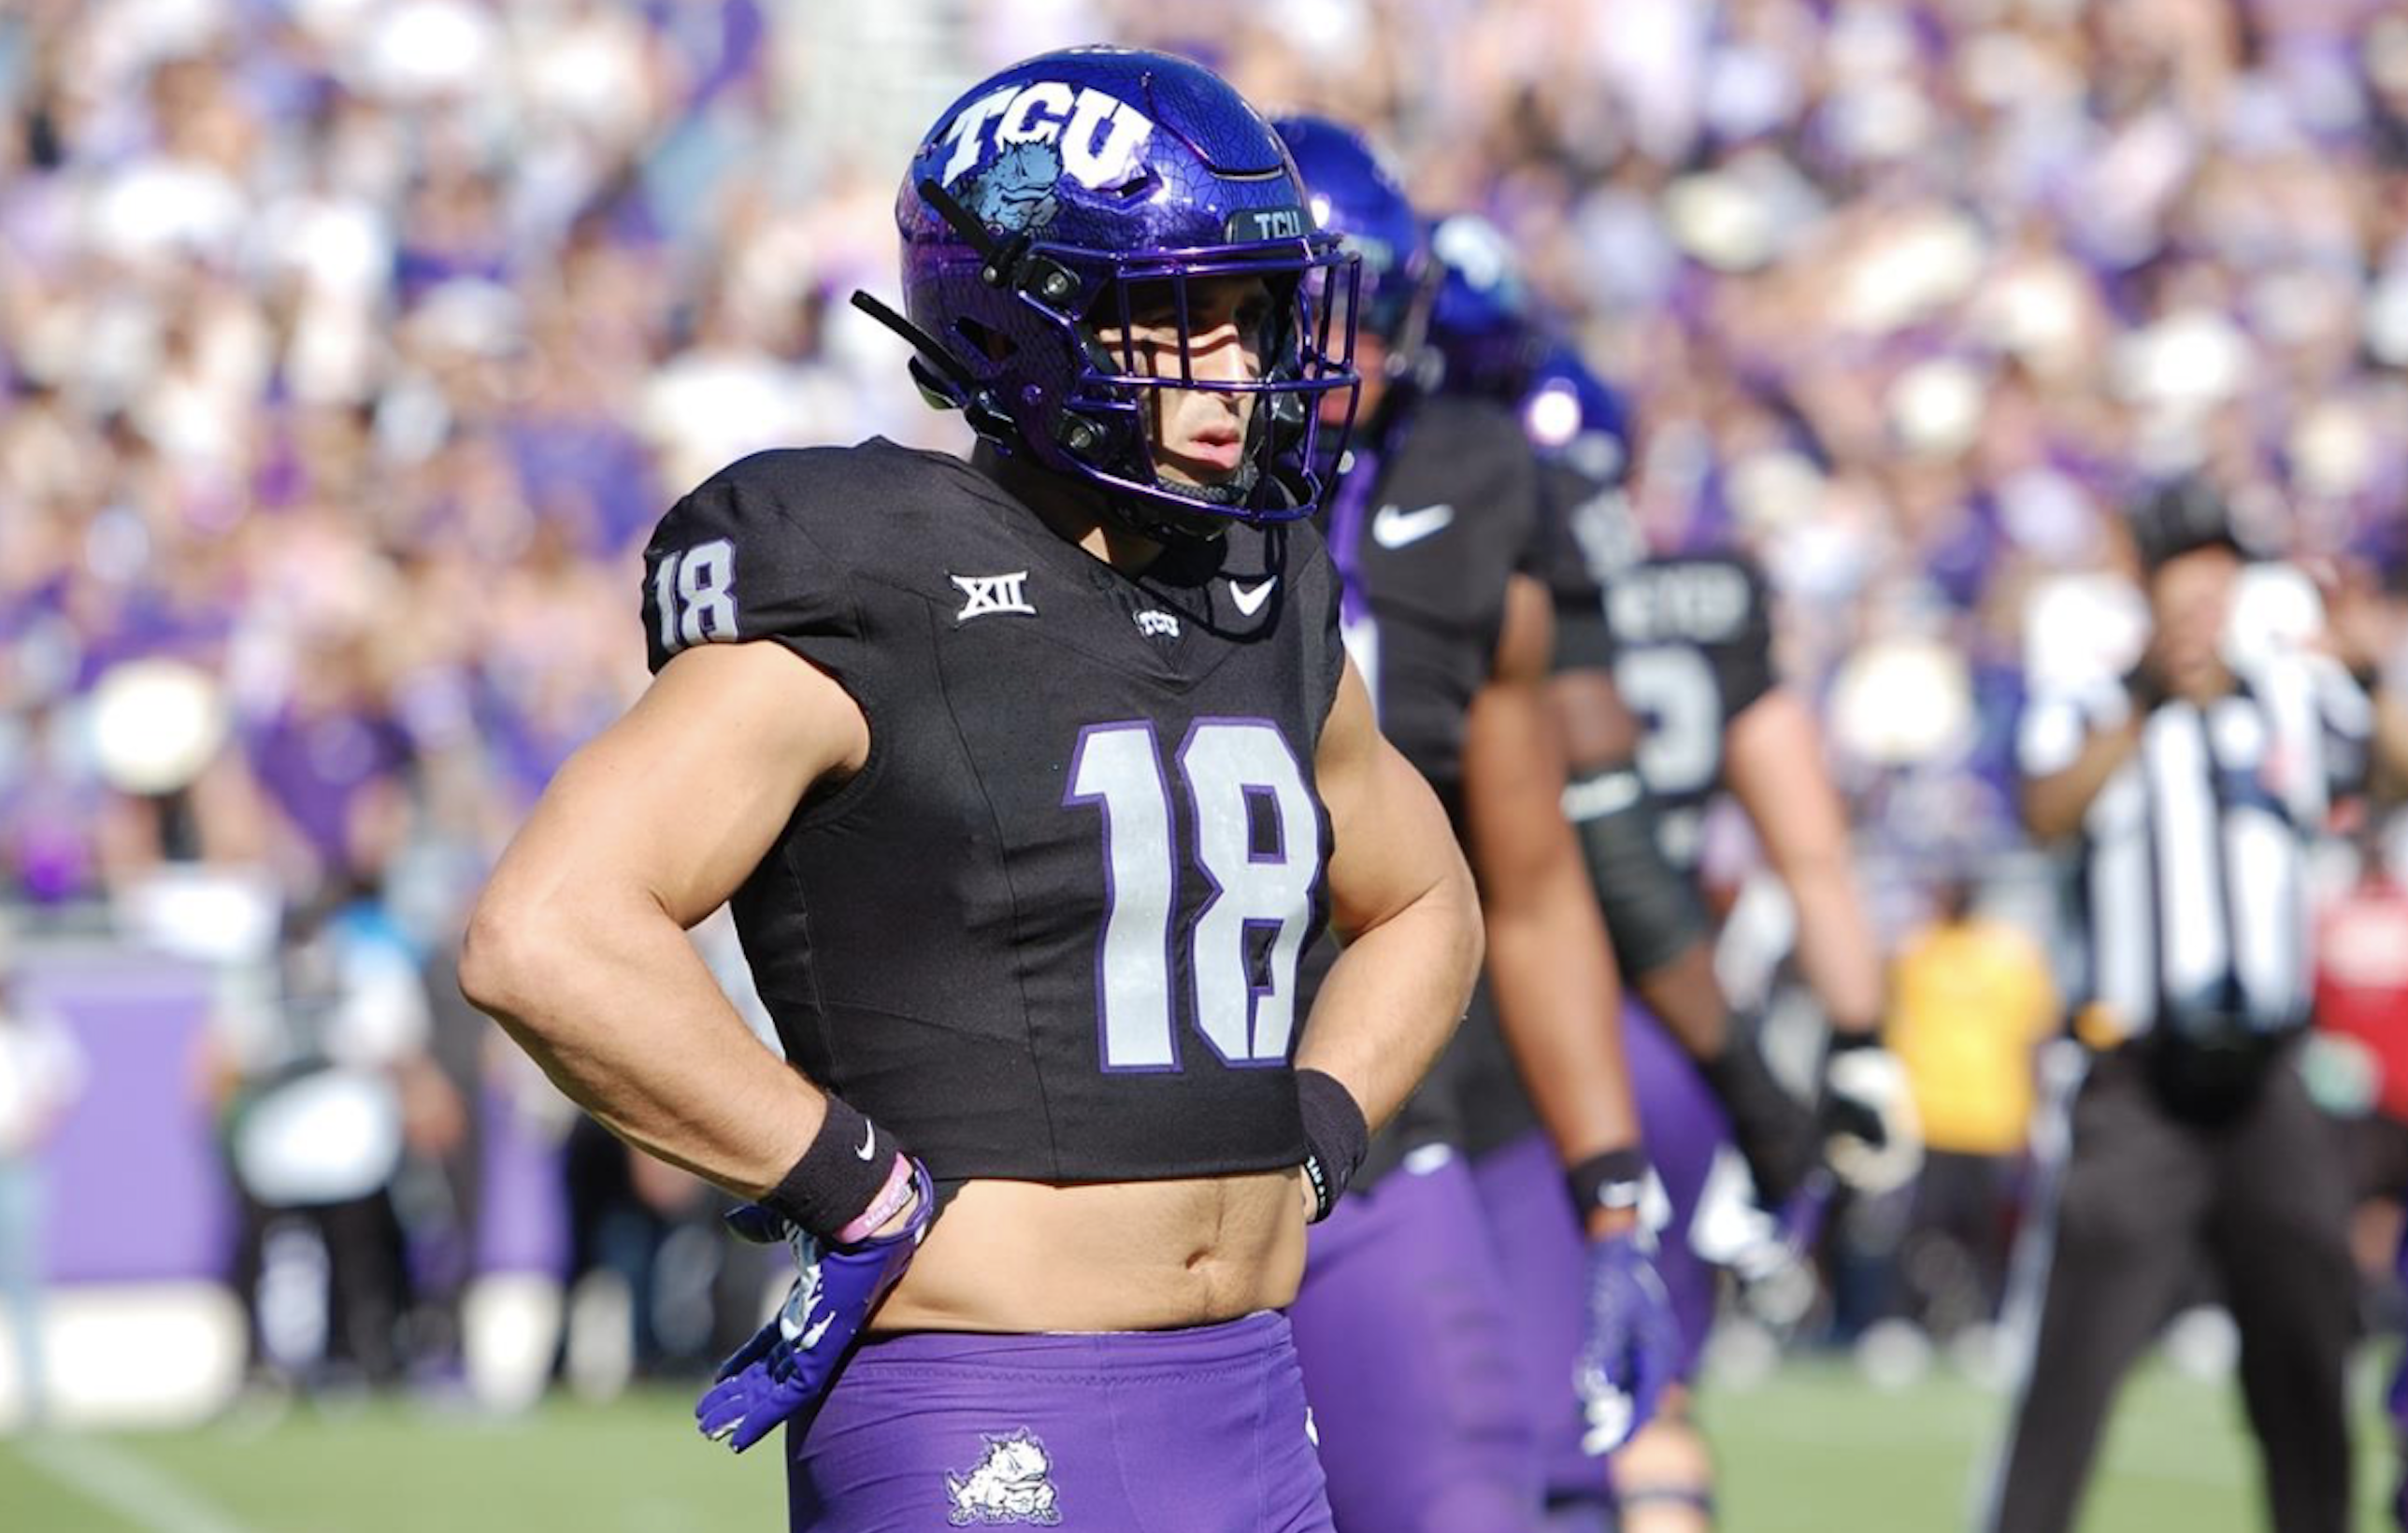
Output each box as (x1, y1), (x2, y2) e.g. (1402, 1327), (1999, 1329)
(1271, 116), (1675, 1533)
(1429, 219), (1917, 1532)
(462, 50), (1482, 1532)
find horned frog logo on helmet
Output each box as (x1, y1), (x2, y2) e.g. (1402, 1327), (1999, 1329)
(967, 141), (1064, 233)
(945, 1428), (1062, 1526)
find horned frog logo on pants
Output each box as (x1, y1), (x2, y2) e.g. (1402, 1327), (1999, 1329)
(946, 1428), (1062, 1526)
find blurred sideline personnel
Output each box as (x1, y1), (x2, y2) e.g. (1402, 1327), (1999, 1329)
(1882, 877), (2057, 1338)
(0, 924), (85, 1426)
(1270, 118), (1674, 1533)
(1426, 215), (1914, 1532)
(215, 894), (443, 1394)
(2313, 846), (2408, 1220)
(1991, 482), (2408, 1533)
(463, 49), (1483, 1531)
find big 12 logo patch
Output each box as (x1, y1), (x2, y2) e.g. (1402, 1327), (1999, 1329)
(939, 81), (1156, 192)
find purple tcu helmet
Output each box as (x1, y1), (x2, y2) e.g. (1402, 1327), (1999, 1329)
(1426, 211), (1547, 400)
(872, 48), (1361, 536)
(1270, 114), (1432, 359)
(1521, 343), (1629, 480)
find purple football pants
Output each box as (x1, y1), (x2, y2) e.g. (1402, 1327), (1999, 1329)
(786, 1311), (1334, 1531)
(1468, 1128), (1600, 1511)
(1622, 1001), (1729, 1381)
(1469, 1005), (1731, 1510)
(1290, 1149), (1547, 1532)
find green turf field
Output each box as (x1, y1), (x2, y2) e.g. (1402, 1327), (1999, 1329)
(0, 1360), (2391, 1531)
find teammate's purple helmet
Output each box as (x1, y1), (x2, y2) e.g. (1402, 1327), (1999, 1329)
(1421, 212), (1630, 482)
(887, 48), (1361, 537)
(1521, 344), (1629, 476)
(1426, 212), (1547, 399)
(1270, 115), (1430, 355)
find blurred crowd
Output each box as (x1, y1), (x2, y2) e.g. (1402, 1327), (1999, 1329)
(1188, 0), (2408, 869)
(0, 0), (965, 938)
(4, 0), (2408, 1410)
(8, 0), (2408, 924)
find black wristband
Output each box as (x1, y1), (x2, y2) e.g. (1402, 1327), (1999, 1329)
(1296, 1068), (1369, 1224)
(1566, 1145), (1651, 1217)
(761, 1096), (900, 1239)
(1564, 764), (1712, 981)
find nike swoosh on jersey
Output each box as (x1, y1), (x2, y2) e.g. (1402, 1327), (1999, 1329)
(855, 1124), (877, 1160)
(1371, 502), (1455, 549)
(1231, 577), (1279, 616)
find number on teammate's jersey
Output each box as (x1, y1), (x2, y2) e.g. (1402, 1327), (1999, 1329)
(1614, 645), (1724, 799)
(1066, 719), (1321, 1071)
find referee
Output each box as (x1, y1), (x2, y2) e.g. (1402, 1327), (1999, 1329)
(1985, 483), (2405, 1533)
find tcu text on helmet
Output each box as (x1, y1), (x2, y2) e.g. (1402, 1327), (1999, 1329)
(940, 82), (1156, 191)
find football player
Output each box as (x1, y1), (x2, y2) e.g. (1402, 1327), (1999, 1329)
(1427, 217), (1913, 1531)
(1270, 116), (1676, 1533)
(461, 50), (1484, 1531)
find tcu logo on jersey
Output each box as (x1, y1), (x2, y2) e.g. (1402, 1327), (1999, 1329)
(939, 81), (1155, 192)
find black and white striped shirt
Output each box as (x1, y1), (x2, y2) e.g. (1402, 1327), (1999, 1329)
(2018, 654), (2371, 1039)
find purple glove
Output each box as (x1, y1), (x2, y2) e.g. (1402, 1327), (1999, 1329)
(1572, 1233), (1679, 1455)
(696, 1159), (936, 1453)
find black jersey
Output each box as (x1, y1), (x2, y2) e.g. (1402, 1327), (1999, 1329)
(1530, 454), (1638, 677)
(1599, 553), (1778, 872)
(640, 441), (1349, 1183)
(1457, 480), (1787, 1161)
(1310, 395), (1552, 1180)
(1323, 394), (1546, 824)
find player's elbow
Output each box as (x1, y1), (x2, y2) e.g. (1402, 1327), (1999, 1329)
(457, 888), (574, 1024)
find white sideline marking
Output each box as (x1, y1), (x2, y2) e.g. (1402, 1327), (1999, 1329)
(15, 1433), (256, 1533)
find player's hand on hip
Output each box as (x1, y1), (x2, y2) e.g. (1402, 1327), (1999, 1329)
(1817, 1034), (1921, 1196)
(695, 1157), (937, 1453)
(1573, 1232), (1678, 1456)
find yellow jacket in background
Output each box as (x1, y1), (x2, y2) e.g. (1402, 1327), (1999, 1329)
(1886, 919), (2058, 1157)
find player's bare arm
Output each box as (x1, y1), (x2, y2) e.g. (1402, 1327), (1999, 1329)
(1723, 688), (1884, 1038)
(460, 639), (867, 1198)
(1465, 574), (1641, 1232)
(1725, 685), (1920, 1194)
(1299, 655), (1484, 1139)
